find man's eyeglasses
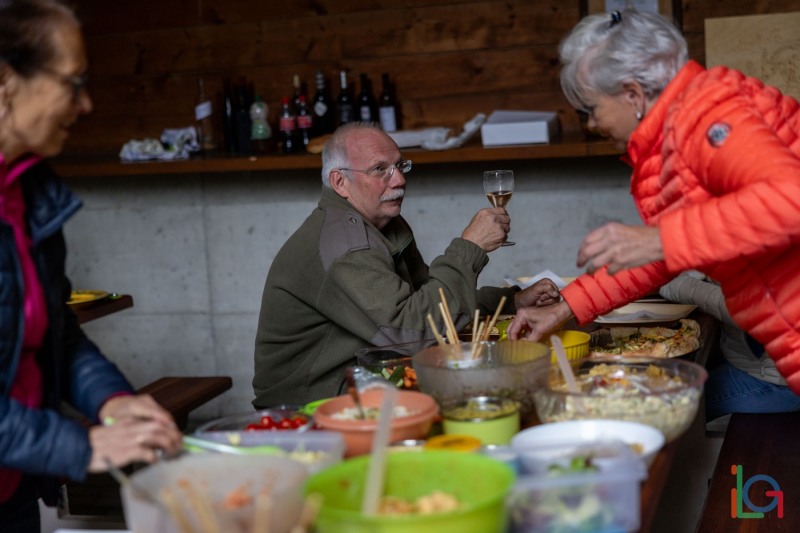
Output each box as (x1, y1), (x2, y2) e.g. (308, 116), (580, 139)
(39, 67), (88, 102)
(339, 159), (412, 180)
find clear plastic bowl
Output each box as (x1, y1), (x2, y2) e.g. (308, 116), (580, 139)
(531, 356), (707, 442)
(355, 340), (437, 390)
(412, 341), (550, 419)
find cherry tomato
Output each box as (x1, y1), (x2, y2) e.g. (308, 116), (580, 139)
(290, 416), (307, 428)
(245, 423), (263, 431)
(260, 415), (276, 429)
(278, 418), (294, 430)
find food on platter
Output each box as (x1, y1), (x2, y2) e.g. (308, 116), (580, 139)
(379, 491), (460, 516)
(590, 318), (700, 358)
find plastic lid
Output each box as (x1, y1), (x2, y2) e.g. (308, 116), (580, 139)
(424, 434), (482, 452)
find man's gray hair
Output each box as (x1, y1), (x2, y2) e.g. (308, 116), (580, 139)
(559, 9), (688, 111)
(321, 121), (384, 188)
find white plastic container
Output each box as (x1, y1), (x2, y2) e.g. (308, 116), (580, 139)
(506, 440), (647, 533)
(122, 454), (309, 533)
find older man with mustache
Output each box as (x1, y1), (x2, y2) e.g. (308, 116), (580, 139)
(253, 122), (558, 407)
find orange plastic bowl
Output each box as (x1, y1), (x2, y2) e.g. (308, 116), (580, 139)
(313, 389), (439, 457)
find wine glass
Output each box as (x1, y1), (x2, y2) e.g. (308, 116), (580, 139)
(483, 169), (515, 246)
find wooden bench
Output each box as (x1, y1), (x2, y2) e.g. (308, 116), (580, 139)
(137, 376), (232, 430)
(696, 411), (800, 531)
(58, 375), (232, 519)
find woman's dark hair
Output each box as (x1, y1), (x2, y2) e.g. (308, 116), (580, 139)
(0, 0), (78, 78)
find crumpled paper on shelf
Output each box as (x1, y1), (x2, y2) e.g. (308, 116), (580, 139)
(422, 113), (487, 150)
(387, 113), (487, 151)
(119, 126), (200, 161)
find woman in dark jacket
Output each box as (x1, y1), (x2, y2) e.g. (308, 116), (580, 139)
(0, 1), (181, 530)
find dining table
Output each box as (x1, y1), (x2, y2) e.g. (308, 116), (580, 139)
(578, 310), (721, 533)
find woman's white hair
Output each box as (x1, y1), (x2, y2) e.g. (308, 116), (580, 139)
(559, 9), (688, 111)
(321, 121), (383, 187)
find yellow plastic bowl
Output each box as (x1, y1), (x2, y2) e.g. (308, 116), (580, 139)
(548, 330), (590, 366)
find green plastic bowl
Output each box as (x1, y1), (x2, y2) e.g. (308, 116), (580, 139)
(304, 450), (514, 533)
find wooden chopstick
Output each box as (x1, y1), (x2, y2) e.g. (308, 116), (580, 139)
(290, 493), (323, 533)
(179, 483), (220, 533)
(253, 488), (272, 533)
(482, 296), (507, 342)
(426, 313), (446, 347)
(438, 302), (458, 345)
(160, 488), (193, 533)
(438, 288), (459, 343)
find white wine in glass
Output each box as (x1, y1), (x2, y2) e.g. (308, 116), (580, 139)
(484, 169), (515, 246)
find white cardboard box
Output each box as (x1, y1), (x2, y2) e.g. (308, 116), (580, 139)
(480, 110), (560, 146)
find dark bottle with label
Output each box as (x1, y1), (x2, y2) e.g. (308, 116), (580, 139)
(312, 70), (335, 137)
(279, 96), (298, 154)
(358, 73), (377, 122)
(292, 74), (304, 112)
(234, 81), (252, 155)
(195, 77), (216, 151)
(296, 94), (312, 151)
(222, 78), (237, 152)
(336, 70), (355, 127)
(378, 72), (399, 132)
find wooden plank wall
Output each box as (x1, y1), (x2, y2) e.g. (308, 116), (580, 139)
(65, 0), (800, 156)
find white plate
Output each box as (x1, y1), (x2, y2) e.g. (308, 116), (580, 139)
(506, 270), (574, 290)
(595, 303), (697, 324)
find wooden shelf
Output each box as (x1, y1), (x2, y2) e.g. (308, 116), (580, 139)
(52, 131), (621, 178)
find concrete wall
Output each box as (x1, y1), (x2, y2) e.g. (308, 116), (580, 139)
(63, 155), (639, 423)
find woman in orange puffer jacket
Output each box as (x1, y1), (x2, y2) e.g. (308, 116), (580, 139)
(508, 9), (800, 395)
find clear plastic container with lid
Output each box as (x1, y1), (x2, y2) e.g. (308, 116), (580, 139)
(506, 439), (647, 533)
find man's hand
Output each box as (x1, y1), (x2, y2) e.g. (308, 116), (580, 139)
(507, 300), (573, 341)
(577, 223), (663, 274)
(461, 207), (510, 252)
(515, 279), (560, 309)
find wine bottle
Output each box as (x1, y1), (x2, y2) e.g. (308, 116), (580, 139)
(358, 73), (377, 122)
(222, 78), (237, 153)
(279, 96), (298, 154)
(378, 73), (398, 132)
(195, 77), (216, 151)
(336, 71), (355, 127)
(234, 81), (252, 155)
(292, 74), (303, 111)
(312, 70), (335, 137)
(296, 94), (312, 151)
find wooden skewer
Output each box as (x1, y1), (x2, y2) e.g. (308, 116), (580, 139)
(472, 309), (480, 344)
(471, 321), (486, 359)
(438, 302), (458, 345)
(253, 488), (272, 533)
(482, 295), (508, 342)
(160, 488), (193, 533)
(290, 493), (324, 533)
(438, 288), (459, 343)
(180, 483), (220, 533)
(426, 313), (446, 347)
